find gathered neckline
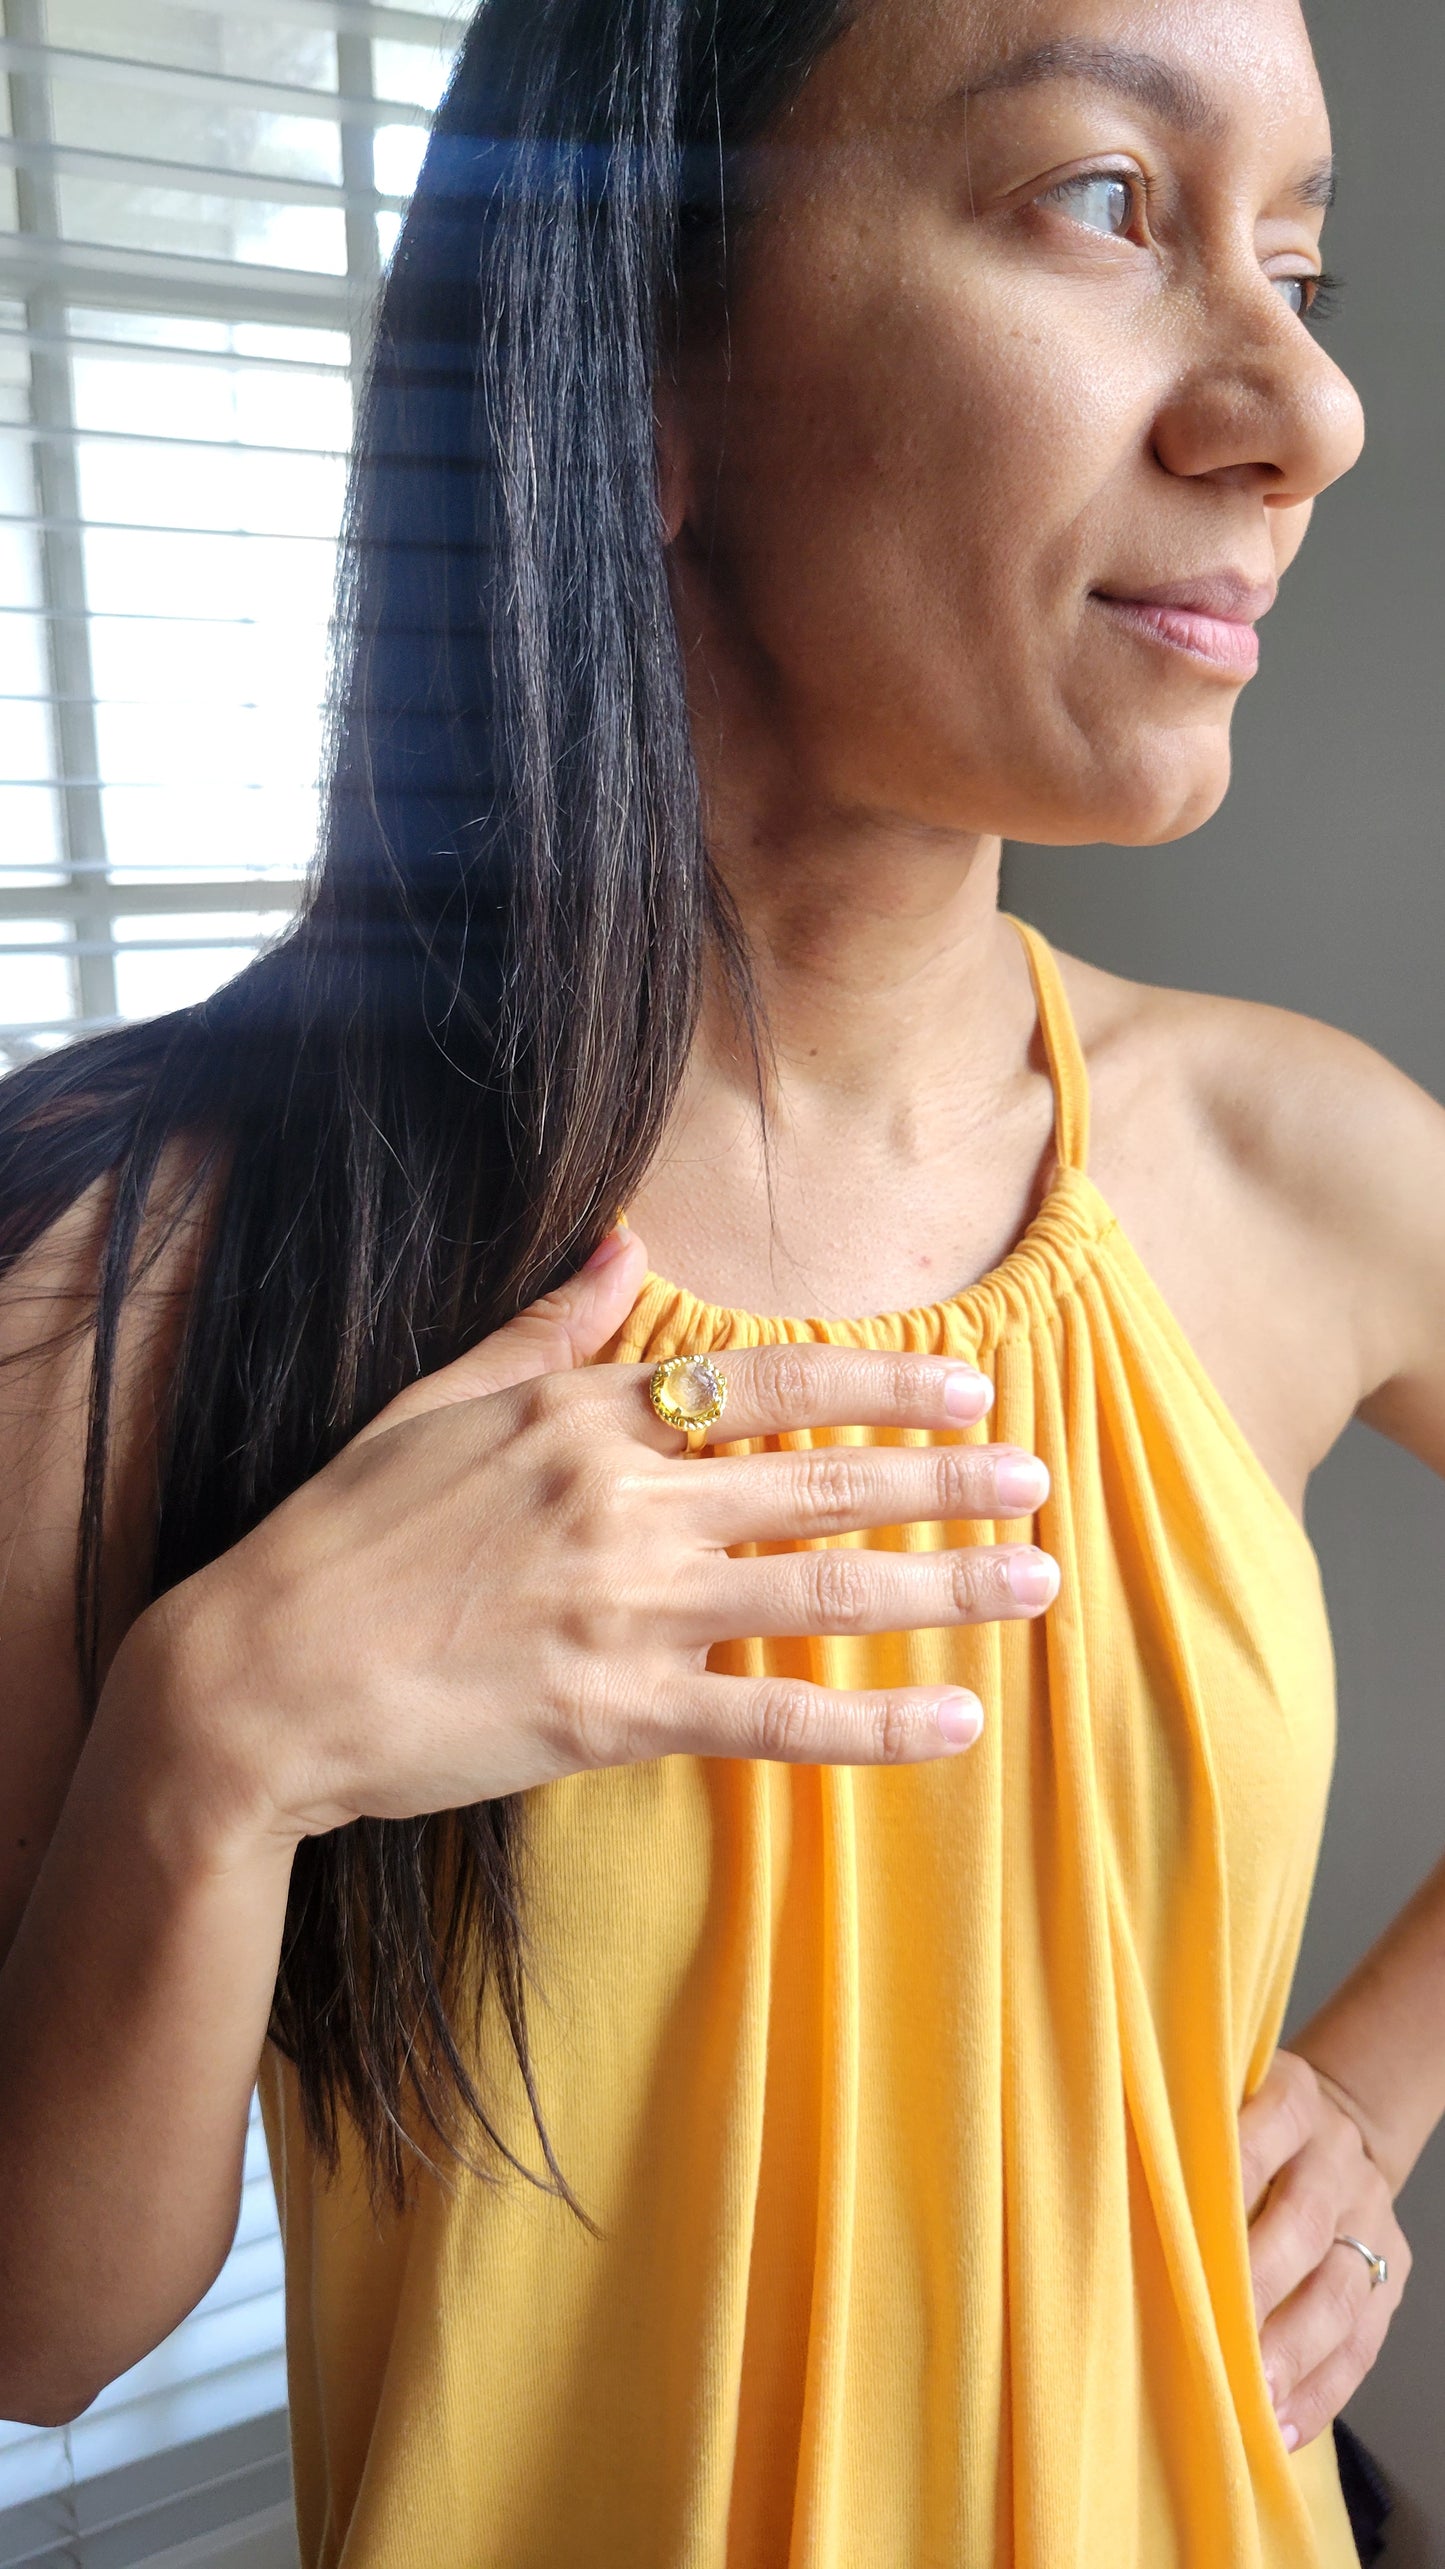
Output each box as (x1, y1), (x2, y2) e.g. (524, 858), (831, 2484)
(623, 913), (1104, 1350)
(628, 1163), (1116, 1350)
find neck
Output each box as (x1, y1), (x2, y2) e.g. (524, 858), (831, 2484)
(626, 565), (1057, 1312)
(667, 537), (1026, 1131)
(701, 812), (1014, 1123)
(624, 791), (1058, 1318)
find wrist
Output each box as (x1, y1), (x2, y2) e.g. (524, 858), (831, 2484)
(1285, 2033), (1410, 2201)
(1286, 1853), (1445, 2205)
(97, 1588), (306, 1879)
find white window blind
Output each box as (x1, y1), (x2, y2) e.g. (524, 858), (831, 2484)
(0, 0), (469, 1069)
(0, 3), (467, 2560)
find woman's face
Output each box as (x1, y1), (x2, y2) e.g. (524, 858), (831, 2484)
(665, 0), (1365, 849)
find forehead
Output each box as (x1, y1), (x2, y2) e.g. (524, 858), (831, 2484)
(797, 0), (1328, 145)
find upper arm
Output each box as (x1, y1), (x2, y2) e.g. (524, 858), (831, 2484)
(0, 1159), (205, 1966)
(1339, 1054), (1445, 1473)
(1209, 1002), (1445, 1476)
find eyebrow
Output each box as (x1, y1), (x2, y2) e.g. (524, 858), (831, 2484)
(963, 40), (1337, 212)
(1291, 159), (1338, 212)
(965, 40), (1228, 138)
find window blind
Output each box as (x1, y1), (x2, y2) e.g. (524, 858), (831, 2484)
(0, 4), (467, 2560)
(0, 0), (469, 1068)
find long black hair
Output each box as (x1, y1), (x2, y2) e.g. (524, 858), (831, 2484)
(0, 0), (855, 2214)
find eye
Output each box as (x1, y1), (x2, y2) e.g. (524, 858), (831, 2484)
(1273, 270), (1344, 324)
(1039, 171), (1139, 237)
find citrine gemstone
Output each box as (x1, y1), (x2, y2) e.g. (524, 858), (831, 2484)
(649, 1354), (727, 1435)
(667, 1358), (721, 1419)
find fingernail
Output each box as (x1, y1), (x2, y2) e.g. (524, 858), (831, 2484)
(1280, 2421), (1300, 2452)
(1007, 1548), (1060, 1607)
(995, 1451), (1050, 1511)
(943, 1368), (994, 1420)
(936, 1691), (984, 1748)
(584, 1225), (629, 1271)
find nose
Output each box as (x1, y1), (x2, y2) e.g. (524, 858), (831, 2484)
(1151, 270), (1365, 508)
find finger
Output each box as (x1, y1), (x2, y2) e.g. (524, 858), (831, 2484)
(617, 1340), (995, 1453)
(464, 1225), (650, 1385)
(1239, 2051), (1320, 2220)
(695, 1538), (1059, 1644)
(1247, 2144), (1362, 2327)
(1272, 2293), (1396, 2455)
(659, 1668), (987, 1766)
(1259, 2238), (1378, 2417)
(684, 1440), (1050, 1545)
(357, 1223), (649, 1442)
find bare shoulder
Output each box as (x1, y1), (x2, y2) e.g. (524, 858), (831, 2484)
(0, 1138), (215, 1959)
(1079, 953), (1438, 1204)
(1050, 940), (1445, 1477)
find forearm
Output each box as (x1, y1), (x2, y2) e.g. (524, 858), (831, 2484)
(1287, 1847), (1445, 2200)
(0, 1610), (299, 2423)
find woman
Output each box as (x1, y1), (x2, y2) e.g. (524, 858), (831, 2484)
(0, 0), (1437, 2558)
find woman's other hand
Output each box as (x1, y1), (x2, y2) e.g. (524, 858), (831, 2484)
(1240, 2047), (1411, 2452)
(128, 1222), (1057, 1847)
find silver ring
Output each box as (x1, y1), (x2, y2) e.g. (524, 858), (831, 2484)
(1333, 2234), (1389, 2289)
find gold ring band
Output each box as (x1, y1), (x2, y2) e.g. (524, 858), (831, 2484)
(649, 1353), (728, 1453)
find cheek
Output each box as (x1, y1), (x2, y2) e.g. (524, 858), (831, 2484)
(703, 277), (1129, 761)
(692, 231), (1237, 846)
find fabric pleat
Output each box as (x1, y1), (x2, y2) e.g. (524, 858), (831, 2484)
(261, 914), (1357, 2568)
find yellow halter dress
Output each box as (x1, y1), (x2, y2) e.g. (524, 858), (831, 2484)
(260, 912), (1358, 2567)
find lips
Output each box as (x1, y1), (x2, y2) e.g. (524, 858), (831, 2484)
(1091, 571), (1277, 676)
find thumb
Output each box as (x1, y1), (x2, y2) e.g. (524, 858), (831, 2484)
(458, 1221), (650, 1395)
(354, 1222), (649, 1443)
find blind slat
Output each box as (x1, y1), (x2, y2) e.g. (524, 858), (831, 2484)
(2, 514), (343, 543)
(0, 879), (306, 916)
(0, 133), (410, 214)
(0, 601), (336, 624)
(0, 323), (352, 377)
(0, 234), (355, 328)
(0, 36), (433, 127)
(0, 418), (350, 457)
(154, 0), (468, 45)
(3, 935), (288, 955)
(111, 0), (467, 44)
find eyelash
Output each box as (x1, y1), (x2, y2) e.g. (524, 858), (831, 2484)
(1042, 169), (1345, 327)
(1305, 270), (1344, 325)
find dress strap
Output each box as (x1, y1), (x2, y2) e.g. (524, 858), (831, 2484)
(1004, 912), (1090, 1176)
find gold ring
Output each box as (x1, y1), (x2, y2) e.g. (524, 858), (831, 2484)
(1333, 2234), (1389, 2289)
(649, 1353), (728, 1453)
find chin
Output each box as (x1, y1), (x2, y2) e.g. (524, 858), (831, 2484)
(1006, 732), (1234, 849)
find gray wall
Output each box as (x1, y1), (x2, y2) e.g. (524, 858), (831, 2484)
(1003, 4), (1445, 2556)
